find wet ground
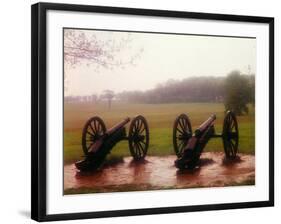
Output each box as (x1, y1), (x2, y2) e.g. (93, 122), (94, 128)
(64, 152), (255, 194)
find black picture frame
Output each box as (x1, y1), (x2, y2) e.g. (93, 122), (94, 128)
(31, 2), (274, 222)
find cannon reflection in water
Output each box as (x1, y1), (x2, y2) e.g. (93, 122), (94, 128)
(75, 115), (149, 171)
(173, 111), (239, 169)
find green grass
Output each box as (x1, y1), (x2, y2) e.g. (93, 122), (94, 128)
(64, 102), (255, 164)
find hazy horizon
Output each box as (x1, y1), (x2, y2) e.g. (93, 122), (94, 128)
(64, 29), (256, 96)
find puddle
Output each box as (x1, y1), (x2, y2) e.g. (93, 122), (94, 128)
(64, 152), (255, 193)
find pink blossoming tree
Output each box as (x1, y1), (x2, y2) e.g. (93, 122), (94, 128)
(64, 29), (143, 90)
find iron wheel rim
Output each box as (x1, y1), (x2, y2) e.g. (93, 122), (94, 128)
(128, 115), (149, 160)
(222, 111), (239, 159)
(81, 116), (106, 155)
(173, 114), (192, 158)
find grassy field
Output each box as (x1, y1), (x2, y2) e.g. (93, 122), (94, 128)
(64, 102), (255, 165)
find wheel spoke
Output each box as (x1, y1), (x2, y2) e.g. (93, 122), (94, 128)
(133, 120), (139, 133)
(176, 127), (184, 135)
(87, 127), (94, 135)
(229, 141), (235, 156)
(179, 142), (186, 155)
(140, 139), (146, 145)
(134, 120), (138, 132)
(135, 142), (141, 157)
(180, 119), (186, 131)
(89, 123), (96, 135)
(96, 121), (100, 132)
(138, 121), (143, 133)
(178, 119), (183, 131)
(87, 142), (94, 150)
(86, 131), (94, 136)
(178, 140), (184, 151)
(181, 118), (186, 129)
(137, 142), (144, 155)
(137, 120), (142, 132)
(86, 130), (94, 136)
(139, 125), (145, 134)
(92, 120), (97, 133)
(231, 119), (235, 130)
(137, 120), (141, 132)
(231, 139), (237, 149)
(178, 139), (183, 148)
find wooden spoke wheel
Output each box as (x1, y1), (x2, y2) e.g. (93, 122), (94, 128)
(128, 115), (149, 160)
(81, 116), (106, 155)
(222, 111), (239, 159)
(173, 114), (192, 158)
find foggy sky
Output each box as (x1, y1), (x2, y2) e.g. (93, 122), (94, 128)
(64, 29), (256, 96)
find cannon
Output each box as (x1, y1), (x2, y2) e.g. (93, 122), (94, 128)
(75, 115), (149, 171)
(173, 111), (239, 169)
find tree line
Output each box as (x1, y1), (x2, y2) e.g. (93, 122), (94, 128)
(118, 76), (225, 104)
(118, 71), (254, 113)
(65, 71), (255, 115)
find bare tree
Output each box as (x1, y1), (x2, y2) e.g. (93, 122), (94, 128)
(65, 30), (130, 67)
(63, 29), (143, 94)
(101, 90), (115, 110)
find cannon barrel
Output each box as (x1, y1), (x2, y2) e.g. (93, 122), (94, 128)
(194, 114), (216, 136)
(106, 117), (130, 136)
(198, 114), (216, 131)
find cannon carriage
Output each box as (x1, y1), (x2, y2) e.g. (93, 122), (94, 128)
(173, 111), (239, 169)
(75, 115), (149, 171)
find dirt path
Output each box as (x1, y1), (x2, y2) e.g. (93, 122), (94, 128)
(64, 152), (255, 194)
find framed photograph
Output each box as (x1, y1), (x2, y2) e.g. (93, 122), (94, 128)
(31, 2), (274, 222)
